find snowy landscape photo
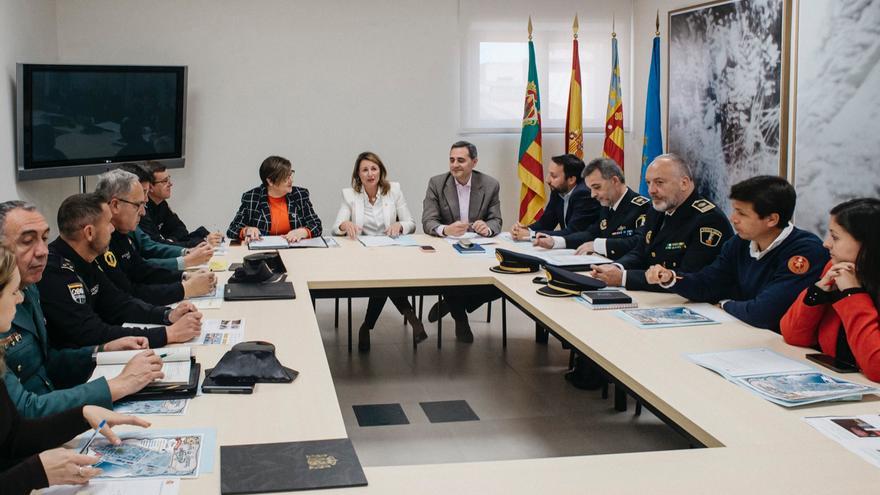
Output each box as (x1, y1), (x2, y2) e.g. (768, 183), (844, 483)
(668, 0), (786, 214)
(792, 0), (880, 235)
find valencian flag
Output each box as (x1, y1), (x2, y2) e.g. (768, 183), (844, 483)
(640, 13), (664, 195)
(517, 17), (545, 225)
(603, 24), (624, 169)
(565, 14), (584, 159)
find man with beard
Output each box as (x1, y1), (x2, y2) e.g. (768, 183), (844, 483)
(511, 154), (598, 244)
(36, 193), (202, 350)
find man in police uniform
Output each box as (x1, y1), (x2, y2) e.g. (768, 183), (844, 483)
(644, 176), (828, 331)
(37, 193), (203, 350)
(0, 201), (166, 417)
(95, 169), (215, 306)
(590, 154), (733, 291)
(533, 158), (650, 260)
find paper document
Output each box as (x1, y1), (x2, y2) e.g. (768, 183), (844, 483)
(616, 307), (719, 329)
(687, 348), (878, 407)
(42, 478), (180, 495)
(192, 318), (245, 345)
(82, 434), (205, 479)
(541, 253), (612, 267)
(247, 236), (290, 249)
(444, 233), (497, 245)
(804, 414), (880, 468)
(179, 283), (224, 310)
(358, 235), (419, 247)
(90, 347), (192, 385)
(288, 236), (328, 248)
(322, 236), (340, 247)
(115, 399), (189, 416)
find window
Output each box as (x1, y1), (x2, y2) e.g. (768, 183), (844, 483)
(459, 0), (633, 134)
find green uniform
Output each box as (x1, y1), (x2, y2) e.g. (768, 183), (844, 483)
(1, 285), (111, 418)
(130, 226), (185, 271)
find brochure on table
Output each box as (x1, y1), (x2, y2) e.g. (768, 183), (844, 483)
(804, 414), (880, 468)
(42, 479), (180, 495)
(616, 306), (720, 329)
(115, 399), (190, 416)
(358, 235), (419, 247)
(687, 348), (878, 407)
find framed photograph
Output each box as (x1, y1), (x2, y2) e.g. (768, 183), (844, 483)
(790, 0), (880, 235)
(668, 0), (792, 214)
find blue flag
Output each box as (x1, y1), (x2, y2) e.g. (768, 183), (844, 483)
(639, 34), (663, 195)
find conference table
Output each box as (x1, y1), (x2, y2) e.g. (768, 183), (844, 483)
(102, 235), (880, 493)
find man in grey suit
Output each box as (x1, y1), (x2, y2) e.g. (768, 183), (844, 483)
(422, 141), (503, 342)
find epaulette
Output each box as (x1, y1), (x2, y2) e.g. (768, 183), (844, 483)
(631, 195), (649, 206)
(60, 258), (76, 272)
(691, 199), (716, 213)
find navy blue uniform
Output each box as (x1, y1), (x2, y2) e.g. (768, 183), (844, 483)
(97, 231), (185, 306)
(528, 181), (599, 237)
(616, 190), (733, 291)
(670, 227), (829, 331)
(562, 187), (650, 259)
(141, 199), (209, 248)
(37, 237), (170, 349)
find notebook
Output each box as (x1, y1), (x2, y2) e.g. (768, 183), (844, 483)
(577, 289), (637, 310)
(90, 347), (192, 385)
(453, 243), (486, 254)
(220, 438), (367, 494)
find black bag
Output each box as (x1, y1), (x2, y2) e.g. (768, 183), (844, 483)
(207, 341), (298, 383)
(228, 252), (287, 283)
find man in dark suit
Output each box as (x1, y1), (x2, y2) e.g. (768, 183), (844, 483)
(511, 154), (599, 244)
(563, 158), (650, 259)
(422, 141), (502, 342)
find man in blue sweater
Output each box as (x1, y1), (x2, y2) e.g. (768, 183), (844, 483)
(645, 175), (829, 331)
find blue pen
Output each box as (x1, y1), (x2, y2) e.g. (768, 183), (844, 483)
(79, 419), (107, 454)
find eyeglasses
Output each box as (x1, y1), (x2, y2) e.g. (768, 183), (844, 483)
(153, 176), (172, 185)
(116, 197), (146, 210)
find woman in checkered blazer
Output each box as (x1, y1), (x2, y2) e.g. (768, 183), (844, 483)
(226, 156), (322, 242)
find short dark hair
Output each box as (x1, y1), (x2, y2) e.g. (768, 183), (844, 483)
(58, 193), (107, 238)
(729, 175), (796, 226)
(144, 161), (167, 182)
(117, 162), (152, 184)
(259, 156), (293, 187)
(583, 157), (625, 183)
(450, 141), (477, 160)
(550, 154), (585, 181)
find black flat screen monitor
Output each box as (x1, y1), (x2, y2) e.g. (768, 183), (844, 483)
(16, 64), (187, 180)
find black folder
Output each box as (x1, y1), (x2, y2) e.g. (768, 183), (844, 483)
(124, 360), (201, 402)
(224, 282), (296, 301)
(220, 438), (367, 494)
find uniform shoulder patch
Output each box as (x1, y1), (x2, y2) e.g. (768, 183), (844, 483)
(103, 251), (118, 268)
(787, 255), (810, 275)
(699, 227), (723, 247)
(631, 195), (649, 206)
(600, 219), (608, 231)
(635, 214), (647, 228)
(645, 230), (653, 245)
(67, 282), (86, 304)
(691, 199), (716, 213)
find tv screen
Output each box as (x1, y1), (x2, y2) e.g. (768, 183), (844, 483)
(16, 64), (187, 180)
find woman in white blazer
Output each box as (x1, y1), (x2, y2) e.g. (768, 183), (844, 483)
(332, 151), (425, 352)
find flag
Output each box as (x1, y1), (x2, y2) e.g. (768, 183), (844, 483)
(565, 15), (583, 159)
(603, 32), (624, 169)
(640, 24), (663, 195)
(517, 21), (545, 225)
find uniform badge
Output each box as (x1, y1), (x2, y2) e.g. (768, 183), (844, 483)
(699, 227), (723, 247)
(307, 454), (338, 470)
(600, 219), (608, 231)
(631, 195), (649, 206)
(635, 214), (647, 228)
(645, 230), (653, 244)
(61, 259), (76, 272)
(691, 199), (716, 213)
(103, 251), (118, 268)
(787, 255), (810, 275)
(67, 283), (86, 304)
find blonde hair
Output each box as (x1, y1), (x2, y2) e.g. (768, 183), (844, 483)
(0, 246), (16, 375)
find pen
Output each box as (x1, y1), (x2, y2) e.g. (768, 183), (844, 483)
(79, 419), (106, 454)
(158, 353), (169, 359)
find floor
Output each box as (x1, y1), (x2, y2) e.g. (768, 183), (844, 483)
(316, 296), (692, 467)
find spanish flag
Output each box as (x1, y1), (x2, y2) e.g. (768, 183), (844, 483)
(517, 18), (545, 224)
(603, 29), (624, 169)
(565, 15), (583, 159)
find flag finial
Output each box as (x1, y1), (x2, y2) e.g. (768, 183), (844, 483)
(573, 14), (579, 39)
(656, 10), (660, 35)
(528, 16), (533, 40)
(612, 13), (617, 38)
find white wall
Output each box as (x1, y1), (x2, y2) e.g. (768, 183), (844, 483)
(0, 0), (79, 233)
(45, 0), (646, 234)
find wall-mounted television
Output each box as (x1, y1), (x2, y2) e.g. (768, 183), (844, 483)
(16, 64), (187, 181)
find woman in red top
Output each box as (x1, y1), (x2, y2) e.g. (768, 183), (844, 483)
(780, 198), (880, 381)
